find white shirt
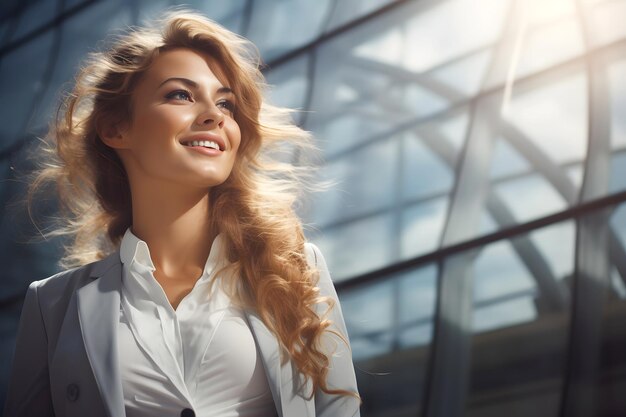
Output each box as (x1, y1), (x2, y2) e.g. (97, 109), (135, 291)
(117, 227), (277, 417)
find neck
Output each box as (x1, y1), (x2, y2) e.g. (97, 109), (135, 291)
(128, 179), (217, 281)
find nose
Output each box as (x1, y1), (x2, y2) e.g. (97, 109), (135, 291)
(195, 105), (225, 129)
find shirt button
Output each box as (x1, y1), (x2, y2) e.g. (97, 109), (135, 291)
(181, 408), (195, 417)
(66, 383), (80, 401)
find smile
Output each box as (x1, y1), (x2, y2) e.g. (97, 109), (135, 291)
(182, 144), (223, 157)
(179, 134), (226, 151)
(181, 140), (220, 151)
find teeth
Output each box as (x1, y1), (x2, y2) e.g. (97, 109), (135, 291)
(183, 140), (220, 150)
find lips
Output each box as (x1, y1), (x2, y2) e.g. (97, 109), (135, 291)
(179, 133), (226, 151)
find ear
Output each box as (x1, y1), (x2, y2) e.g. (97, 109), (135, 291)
(98, 121), (131, 150)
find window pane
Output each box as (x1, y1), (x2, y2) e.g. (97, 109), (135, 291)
(245, 0), (333, 61)
(514, 18), (583, 81)
(529, 220), (576, 279)
(401, 197), (449, 260)
(430, 48), (493, 97)
(265, 53), (310, 124)
(168, 0), (247, 32)
(493, 173), (569, 223)
(10, 0), (57, 41)
(489, 138), (532, 181)
(466, 220), (573, 416)
(0, 31), (53, 147)
(29, 0), (132, 131)
(309, 137), (399, 227)
(611, 203), (626, 254)
(503, 71), (588, 166)
(587, 0), (626, 48)
(342, 266), (437, 417)
(589, 201), (626, 415)
(402, 132), (454, 201)
(342, 279), (394, 360)
(473, 240), (538, 308)
(398, 265), (437, 347)
(326, 0), (396, 32)
(347, 0), (507, 73)
(311, 212), (395, 280)
(609, 56), (626, 194)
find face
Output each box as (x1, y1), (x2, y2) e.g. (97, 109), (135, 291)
(104, 47), (241, 192)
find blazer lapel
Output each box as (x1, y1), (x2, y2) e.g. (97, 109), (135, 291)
(245, 310), (285, 416)
(244, 310), (314, 417)
(76, 251), (125, 417)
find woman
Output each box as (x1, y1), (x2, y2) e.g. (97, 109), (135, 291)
(4, 9), (361, 417)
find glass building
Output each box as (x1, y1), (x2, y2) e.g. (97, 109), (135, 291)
(1, 0), (625, 416)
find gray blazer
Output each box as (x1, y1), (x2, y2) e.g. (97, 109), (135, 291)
(3, 243), (361, 417)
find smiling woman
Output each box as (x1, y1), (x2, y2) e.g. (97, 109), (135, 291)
(4, 9), (361, 417)
(101, 49), (242, 196)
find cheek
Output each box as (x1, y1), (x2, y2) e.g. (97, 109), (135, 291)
(228, 121), (242, 153)
(132, 106), (192, 141)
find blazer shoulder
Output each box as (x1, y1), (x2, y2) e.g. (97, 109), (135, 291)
(304, 242), (340, 313)
(305, 241), (335, 271)
(31, 250), (119, 305)
(304, 241), (319, 269)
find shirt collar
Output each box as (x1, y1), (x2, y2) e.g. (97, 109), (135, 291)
(119, 227), (226, 280)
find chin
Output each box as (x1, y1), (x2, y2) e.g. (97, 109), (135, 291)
(203, 176), (231, 188)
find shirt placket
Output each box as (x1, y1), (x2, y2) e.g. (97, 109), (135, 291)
(131, 263), (194, 405)
(156, 305), (191, 399)
(182, 281), (231, 398)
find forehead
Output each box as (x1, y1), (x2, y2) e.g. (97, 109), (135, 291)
(137, 47), (230, 90)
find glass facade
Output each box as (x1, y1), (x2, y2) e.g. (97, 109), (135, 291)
(1, 0), (625, 416)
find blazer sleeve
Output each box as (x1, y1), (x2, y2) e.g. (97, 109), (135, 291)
(306, 243), (361, 417)
(3, 280), (55, 417)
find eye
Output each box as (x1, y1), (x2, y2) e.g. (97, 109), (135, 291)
(165, 89), (193, 102)
(217, 99), (236, 115)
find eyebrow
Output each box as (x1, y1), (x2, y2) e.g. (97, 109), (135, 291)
(158, 77), (233, 95)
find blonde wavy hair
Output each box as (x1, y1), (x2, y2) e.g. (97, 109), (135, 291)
(26, 9), (360, 402)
